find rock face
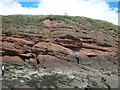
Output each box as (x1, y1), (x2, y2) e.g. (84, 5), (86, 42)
(2, 56), (24, 65)
(55, 35), (82, 51)
(2, 37), (33, 55)
(1, 16), (118, 71)
(32, 42), (69, 55)
(37, 55), (60, 69)
(1, 15), (119, 88)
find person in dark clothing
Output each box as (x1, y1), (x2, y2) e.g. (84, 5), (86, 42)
(1, 64), (5, 77)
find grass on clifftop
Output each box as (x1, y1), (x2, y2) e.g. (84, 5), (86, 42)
(2, 15), (119, 36)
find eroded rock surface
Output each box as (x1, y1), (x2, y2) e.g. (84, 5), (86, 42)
(1, 16), (119, 88)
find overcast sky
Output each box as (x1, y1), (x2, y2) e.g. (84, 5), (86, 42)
(0, 0), (119, 25)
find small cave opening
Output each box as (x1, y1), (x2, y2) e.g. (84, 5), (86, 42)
(87, 54), (97, 58)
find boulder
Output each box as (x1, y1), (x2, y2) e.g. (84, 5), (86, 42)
(2, 56), (24, 65)
(37, 55), (61, 69)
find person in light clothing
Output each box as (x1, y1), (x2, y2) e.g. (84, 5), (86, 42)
(1, 64), (5, 76)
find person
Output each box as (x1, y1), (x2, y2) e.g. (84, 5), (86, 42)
(1, 64), (5, 77)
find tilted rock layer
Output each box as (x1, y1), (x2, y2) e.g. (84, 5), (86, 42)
(1, 15), (119, 70)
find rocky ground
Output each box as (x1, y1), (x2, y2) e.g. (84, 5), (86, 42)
(1, 63), (119, 89)
(1, 15), (119, 89)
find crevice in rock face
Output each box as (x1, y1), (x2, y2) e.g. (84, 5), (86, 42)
(64, 46), (80, 51)
(19, 55), (29, 62)
(98, 43), (112, 47)
(2, 50), (19, 56)
(55, 35), (82, 51)
(35, 57), (47, 69)
(82, 46), (107, 52)
(59, 35), (80, 41)
(36, 58), (40, 64)
(27, 44), (34, 47)
(81, 37), (92, 39)
(75, 56), (80, 64)
(87, 55), (97, 58)
(81, 41), (93, 44)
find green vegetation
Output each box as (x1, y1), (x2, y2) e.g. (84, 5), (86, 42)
(2, 15), (119, 36)
(39, 74), (72, 88)
(26, 73), (72, 88)
(111, 71), (118, 75)
(4, 30), (12, 36)
(4, 30), (12, 34)
(2, 79), (22, 88)
(2, 15), (47, 29)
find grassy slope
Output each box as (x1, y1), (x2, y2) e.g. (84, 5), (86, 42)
(2, 15), (119, 36)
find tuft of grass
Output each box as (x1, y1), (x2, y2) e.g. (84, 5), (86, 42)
(4, 30), (12, 36)
(3, 36), (7, 39)
(111, 71), (118, 75)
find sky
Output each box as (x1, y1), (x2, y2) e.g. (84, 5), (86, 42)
(0, 0), (119, 25)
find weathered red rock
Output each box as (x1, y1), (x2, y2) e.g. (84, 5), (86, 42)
(2, 56), (24, 65)
(82, 43), (108, 51)
(55, 35), (82, 50)
(1, 16), (118, 70)
(6, 37), (34, 45)
(2, 37), (32, 55)
(32, 42), (79, 63)
(37, 55), (60, 69)
(19, 54), (30, 58)
(32, 42), (69, 55)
